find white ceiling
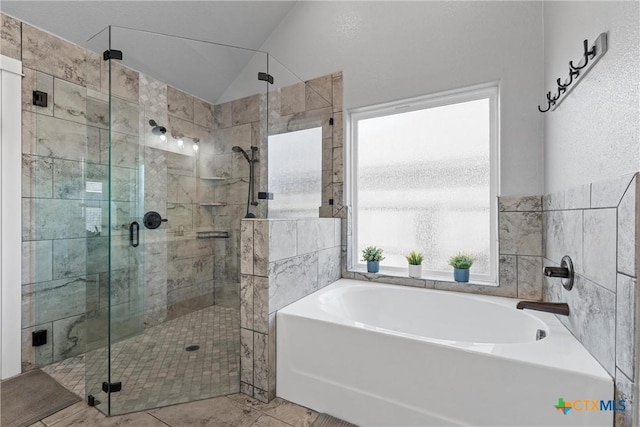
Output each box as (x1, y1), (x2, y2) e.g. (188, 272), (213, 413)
(1, 1), (298, 103)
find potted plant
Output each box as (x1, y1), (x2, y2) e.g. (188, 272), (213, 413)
(362, 246), (385, 273)
(405, 251), (424, 278)
(448, 253), (474, 282)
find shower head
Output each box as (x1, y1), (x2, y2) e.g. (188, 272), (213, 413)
(232, 146), (251, 162)
(149, 119), (166, 136)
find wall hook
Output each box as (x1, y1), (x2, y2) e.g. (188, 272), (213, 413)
(569, 39), (596, 71)
(537, 33), (607, 113)
(556, 77), (569, 90)
(537, 101), (551, 113)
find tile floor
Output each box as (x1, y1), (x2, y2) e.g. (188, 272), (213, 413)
(28, 393), (319, 427)
(43, 305), (240, 415)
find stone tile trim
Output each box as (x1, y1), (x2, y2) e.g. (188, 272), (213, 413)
(240, 218), (341, 403)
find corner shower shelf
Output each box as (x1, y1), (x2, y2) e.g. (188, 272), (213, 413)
(199, 202), (226, 206)
(199, 176), (227, 181)
(196, 228), (229, 239)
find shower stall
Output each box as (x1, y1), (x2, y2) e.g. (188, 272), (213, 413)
(22, 23), (335, 416)
(80, 26), (272, 415)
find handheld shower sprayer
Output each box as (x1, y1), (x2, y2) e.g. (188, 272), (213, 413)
(232, 146), (251, 162)
(232, 145), (259, 217)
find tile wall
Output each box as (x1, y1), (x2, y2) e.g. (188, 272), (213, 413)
(239, 218), (341, 402)
(542, 173), (638, 427)
(264, 71), (344, 220)
(9, 14), (256, 371)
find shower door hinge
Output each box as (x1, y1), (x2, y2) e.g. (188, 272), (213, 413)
(103, 49), (123, 61)
(258, 72), (274, 84)
(102, 381), (122, 393)
(329, 117), (334, 126)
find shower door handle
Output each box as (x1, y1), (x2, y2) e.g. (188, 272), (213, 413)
(129, 221), (140, 248)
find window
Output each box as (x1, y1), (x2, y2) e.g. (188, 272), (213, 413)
(268, 127), (322, 218)
(350, 84), (498, 282)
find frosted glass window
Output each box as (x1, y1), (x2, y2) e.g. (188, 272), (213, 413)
(352, 86), (498, 282)
(268, 127), (322, 218)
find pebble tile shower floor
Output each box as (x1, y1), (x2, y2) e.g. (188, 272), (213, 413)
(43, 305), (240, 414)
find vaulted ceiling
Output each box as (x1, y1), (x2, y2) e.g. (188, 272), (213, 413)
(1, 1), (298, 103)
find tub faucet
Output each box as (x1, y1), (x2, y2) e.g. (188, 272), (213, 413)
(516, 301), (570, 316)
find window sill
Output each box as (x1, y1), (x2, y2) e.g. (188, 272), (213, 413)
(347, 266), (498, 288)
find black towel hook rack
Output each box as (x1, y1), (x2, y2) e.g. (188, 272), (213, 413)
(537, 32), (607, 113)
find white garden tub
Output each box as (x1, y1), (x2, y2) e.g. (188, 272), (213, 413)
(276, 279), (612, 426)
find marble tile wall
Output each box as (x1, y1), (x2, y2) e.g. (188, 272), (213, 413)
(239, 218), (341, 402)
(542, 173), (638, 427)
(497, 195), (543, 300)
(18, 18), (134, 369)
(265, 72), (344, 220)
(14, 13), (241, 372)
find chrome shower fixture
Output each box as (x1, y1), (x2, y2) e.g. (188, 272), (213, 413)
(149, 119), (167, 136)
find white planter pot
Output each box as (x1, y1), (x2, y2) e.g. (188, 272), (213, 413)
(408, 264), (422, 278)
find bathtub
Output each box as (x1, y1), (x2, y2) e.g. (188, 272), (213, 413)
(276, 279), (612, 426)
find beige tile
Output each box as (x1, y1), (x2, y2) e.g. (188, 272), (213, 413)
(94, 412), (168, 426)
(22, 68), (54, 116)
(262, 400), (319, 427)
(54, 79), (87, 124)
(28, 422), (47, 427)
(0, 13), (22, 60)
(167, 86), (194, 121)
(331, 72), (343, 113)
(305, 75), (332, 111)
(45, 406), (105, 426)
(280, 82), (305, 116)
(150, 395), (261, 426)
(22, 24), (87, 86)
(100, 61), (139, 103)
(227, 395), (318, 427)
(232, 94), (261, 126)
(40, 402), (86, 426)
(251, 415), (292, 427)
(194, 98), (214, 128)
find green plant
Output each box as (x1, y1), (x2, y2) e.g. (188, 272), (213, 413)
(362, 246), (385, 262)
(405, 251), (424, 265)
(449, 253), (474, 269)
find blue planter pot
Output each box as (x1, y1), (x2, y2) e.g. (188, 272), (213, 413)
(367, 261), (380, 273)
(454, 268), (470, 282)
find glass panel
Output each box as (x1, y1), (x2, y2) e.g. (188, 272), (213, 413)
(266, 55), (334, 218)
(104, 26), (267, 415)
(268, 127), (322, 218)
(83, 25), (110, 415)
(356, 98), (491, 276)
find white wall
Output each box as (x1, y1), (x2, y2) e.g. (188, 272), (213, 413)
(543, 1), (639, 193)
(0, 54), (23, 379)
(241, 1), (545, 196)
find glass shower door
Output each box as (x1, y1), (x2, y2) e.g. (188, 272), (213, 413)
(85, 25), (269, 415)
(84, 25), (146, 415)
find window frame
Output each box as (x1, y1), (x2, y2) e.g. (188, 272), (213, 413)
(347, 83), (500, 284)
